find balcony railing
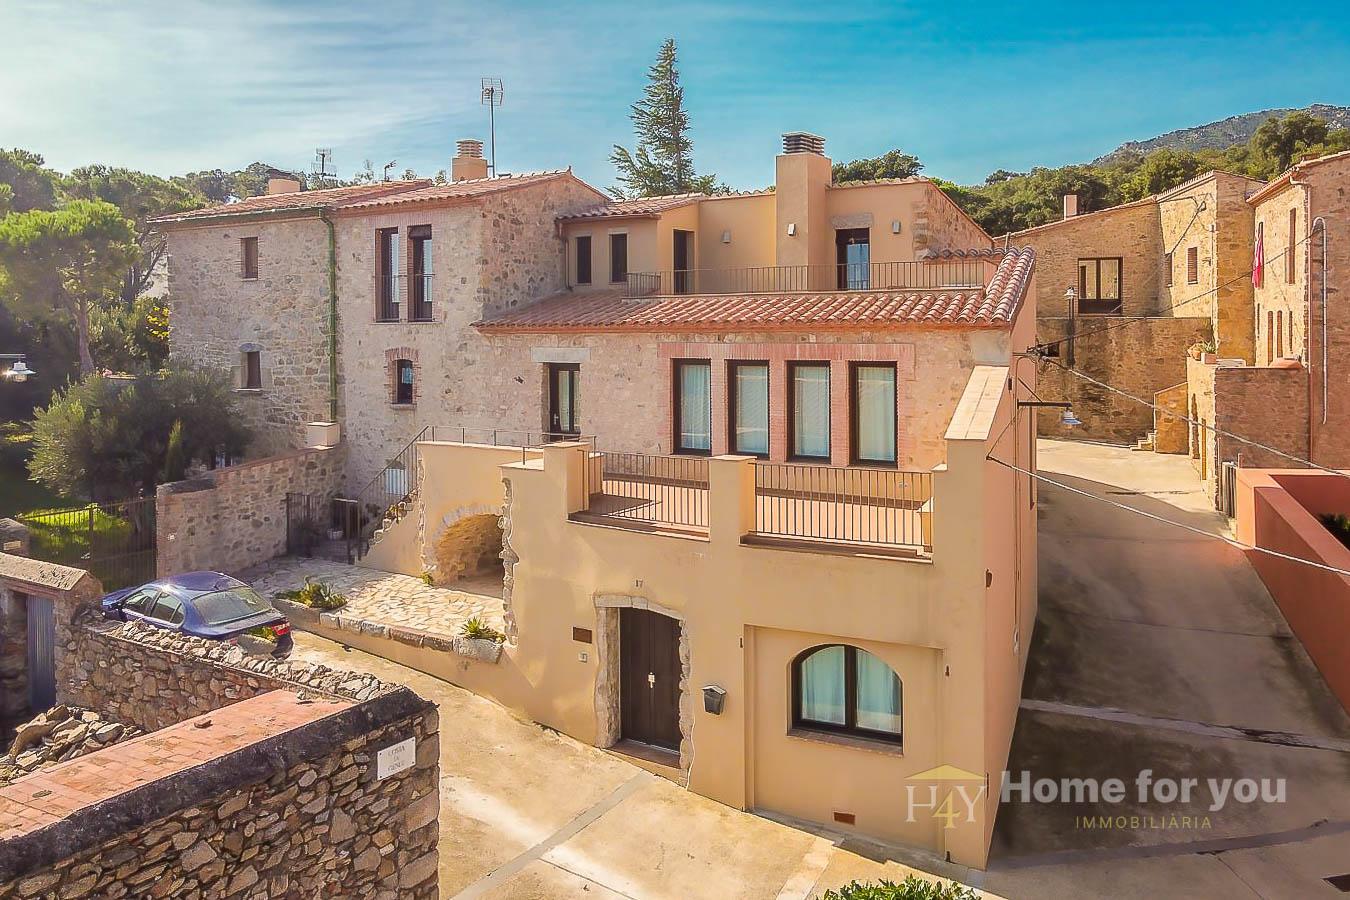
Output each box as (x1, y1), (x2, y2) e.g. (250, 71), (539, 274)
(374, 273), (435, 322)
(753, 463), (932, 552)
(576, 450), (710, 531)
(624, 259), (988, 299)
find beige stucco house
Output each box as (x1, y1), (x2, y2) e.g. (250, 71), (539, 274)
(158, 133), (1040, 866)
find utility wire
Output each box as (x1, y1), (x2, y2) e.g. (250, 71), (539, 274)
(1035, 354), (1350, 483)
(986, 455), (1350, 580)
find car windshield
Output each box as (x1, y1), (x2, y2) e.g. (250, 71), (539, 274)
(192, 587), (274, 626)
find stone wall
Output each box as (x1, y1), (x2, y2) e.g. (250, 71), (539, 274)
(166, 217), (334, 458)
(0, 688), (438, 900)
(1153, 381), (1189, 453)
(156, 443), (346, 578)
(1035, 317), (1213, 442)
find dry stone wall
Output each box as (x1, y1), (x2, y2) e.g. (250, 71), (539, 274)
(156, 443), (346, 578)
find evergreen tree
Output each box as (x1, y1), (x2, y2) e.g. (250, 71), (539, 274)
(611, 39), (719, 198)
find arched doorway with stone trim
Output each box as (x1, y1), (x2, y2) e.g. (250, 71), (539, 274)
(426, 504), (505, 587)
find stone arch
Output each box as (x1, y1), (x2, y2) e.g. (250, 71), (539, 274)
(425, 504), (504, 586)
(592, 594), (692, 774)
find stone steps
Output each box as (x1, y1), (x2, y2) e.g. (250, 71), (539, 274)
(1130, 430), (1158, 452)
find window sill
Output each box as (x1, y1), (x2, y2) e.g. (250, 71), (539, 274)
(390, 403), (415, 410)
(849, 459), (899, 469)
(673, 448), (712, 457)
(241, 276), (259, 282)
(786, 727), (904, 757)
(407, 317), (436, 324)
(374, 318), (401, 324)
(233, 388), (264, 394)
(787, 455), (832, 464)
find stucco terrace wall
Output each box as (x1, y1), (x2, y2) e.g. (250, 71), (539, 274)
(1036, 317), (1211, 442)
(156, 443), (347, 578)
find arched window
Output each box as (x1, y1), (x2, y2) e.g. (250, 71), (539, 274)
(792, 644), (902, 744)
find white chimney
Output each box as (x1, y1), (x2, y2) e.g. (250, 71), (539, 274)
(1063, 194), (1079, 219)
(266, 176), (303, 195)
(452, 139), (489, 182)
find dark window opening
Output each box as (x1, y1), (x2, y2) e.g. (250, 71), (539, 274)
(410, 225), (433, 321)
(1186, 246), (1199, 285)
(610, 233), (628, 284)
(376, 228), (400, 321)
(1286, 209), (1297, 285)
(792, 644), (902, 745)
(394, 359), (414, 405)
(576, 235), (592, 285)
(673, 360), (712, 454)
(1077, 257), (1122, 314)
(1165, 252), (1173, 287)
(241, 237), (259, 279)
(835, 228), (871, 290)
(548, 363), (580, 436)
(244, 350), (262, 389)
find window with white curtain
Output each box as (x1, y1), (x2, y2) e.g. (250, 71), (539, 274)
(674, 360), (712, 453)
(790, 362), (830, 459)
(793, 644), (902, 743)
(851, 364), (896, 464)
(730, 362), (769, 456)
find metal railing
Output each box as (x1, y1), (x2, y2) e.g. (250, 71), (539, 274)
(577, 451), (709, 530)
(753, 463), (932, 551)
(374, 272), (435, 322)
(624, 259), (988, 298)
(16, 497), (157, 590)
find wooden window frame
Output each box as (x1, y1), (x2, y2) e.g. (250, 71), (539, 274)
(672, 359), (713, 456)
(791, 644), (903, 746)
(575, 235), (592, 286)
(1186, 246), (1199, 285)
(243, 350), (262, 390)
(727, 360), (770, 459)
(1165, 251), (1173, 287)
(849, 362), (898, 467)
(1286, 209), (1297, 285)
(408, 225), (433, 322)
(835, 228), (871, 290)
(787, 361), (831, 462)
(547, 363), (581, 437)
(609, 233), (628, 284)
(375, 228), (400, 322)
(1076, 257), (1123, 314)
(240, 237), (259, 280)
(393, 358), (415, 406)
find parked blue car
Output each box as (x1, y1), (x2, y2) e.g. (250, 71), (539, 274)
(100, 571), (293, 655)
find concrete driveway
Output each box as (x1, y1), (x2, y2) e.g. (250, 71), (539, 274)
(288, 633), (986, 900)
(984, 440), (1350, 899)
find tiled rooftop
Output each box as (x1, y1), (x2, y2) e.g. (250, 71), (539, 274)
(477, 247), (1034, 333)
(337, 170), (589, 211)
(559, 193), (705, 221)
(151, 180), (432, 224)
(0, 691), (351, 840)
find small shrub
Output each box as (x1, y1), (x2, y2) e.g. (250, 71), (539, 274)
(245, 625), (277, 643)
(275, 577), (347, 611)
(820, 876), (979, 900)
(420, 570), (435, 586)
(1320, 513), (1350, 550)
(462, 617), (506, 643)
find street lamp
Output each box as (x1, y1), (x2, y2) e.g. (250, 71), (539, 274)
(1, 354), (35, 383)
(1017, 399), (1080, 428)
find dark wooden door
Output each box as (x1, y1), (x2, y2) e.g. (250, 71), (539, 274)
(620, 608), (682, 751)
(673, 230), (693, 294)
(547, 363), (580, 438)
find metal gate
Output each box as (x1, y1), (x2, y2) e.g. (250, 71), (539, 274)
(1220, 461), (1238, 518)
(25, 594), (56, 712)
(17, 497), (157, 591)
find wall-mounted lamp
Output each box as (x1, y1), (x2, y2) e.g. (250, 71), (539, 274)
(891, 220), (902, 234)
(786, 223), (796, 236)
(721, 230), (731, 244)
(702, 685), (726, 714)
(1017, 399), (1081, 428)
(0, 357), (34, 383)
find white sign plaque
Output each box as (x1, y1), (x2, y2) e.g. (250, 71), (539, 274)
(376, 738), (416, 780)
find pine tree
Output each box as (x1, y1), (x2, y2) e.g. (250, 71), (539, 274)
(610, 39), (719, 198)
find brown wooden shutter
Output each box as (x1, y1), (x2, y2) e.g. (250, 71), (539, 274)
(1186, 247), (1198, 284)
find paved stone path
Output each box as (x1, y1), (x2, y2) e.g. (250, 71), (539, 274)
(239, 557), (506, 639)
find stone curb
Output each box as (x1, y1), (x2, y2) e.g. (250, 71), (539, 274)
(288, 607), (504, 664)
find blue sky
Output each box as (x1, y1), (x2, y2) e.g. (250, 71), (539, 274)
(3, 0), (1347, 190)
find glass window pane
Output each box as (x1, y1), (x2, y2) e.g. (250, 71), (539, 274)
(846, 241), (871, 289)
(800, 646), (846, 725)
(1101, 259), (1120, 300)
(855, 366), (896, 463)
(792, 365), (830, 458)
(734, 364), (769, 455)
(678, 363), (711, 451)
(557, 369), (574, 430)
(855, 650), (902, 734)
(1079, 260), (1099, 300)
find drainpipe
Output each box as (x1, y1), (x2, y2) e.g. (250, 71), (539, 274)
(1311, 216), (1328, 425)
(320, 210), (339, 423)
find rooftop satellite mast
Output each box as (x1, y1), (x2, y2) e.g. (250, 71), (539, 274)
(312, 148), (336, 186)
(481, 77), (504, 176)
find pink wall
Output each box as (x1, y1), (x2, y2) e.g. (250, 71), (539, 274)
(1235, 469), (1350, 712)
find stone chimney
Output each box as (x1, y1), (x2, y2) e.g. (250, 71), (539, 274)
(452, 139), (489, 182)
(775, 132), (831, 268)
(266, 176), (303, 195)
(1063, 194), (1079, 219)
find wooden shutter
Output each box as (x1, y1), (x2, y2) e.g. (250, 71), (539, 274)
(1186, 247), (1198, 284)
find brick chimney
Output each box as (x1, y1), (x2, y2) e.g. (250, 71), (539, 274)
(775, 132), (831, 268)
(452, 139), (489, 182)
(1063, 194), (1079, 219)
(266, 176), (302, 195)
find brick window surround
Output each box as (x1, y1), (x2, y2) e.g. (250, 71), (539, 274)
(659, 342), (915, 467)
(384, 347), (420, 407)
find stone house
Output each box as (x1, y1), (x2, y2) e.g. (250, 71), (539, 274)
(1009, 171), (1265, 444)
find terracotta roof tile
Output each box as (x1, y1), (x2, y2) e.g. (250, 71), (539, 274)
(559, 193), (705, 221)
(152, 181), (432, 225)
(337, 170), (586, 212)
(477, 248), (1034, 333)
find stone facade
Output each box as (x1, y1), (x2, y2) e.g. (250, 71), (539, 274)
(166, 217), (335, 458)
(1034, 317), (1212, 442)
(1152, 382), (1189, 454)
(431, 513), (501, 584)
(156, 443), (346, 578)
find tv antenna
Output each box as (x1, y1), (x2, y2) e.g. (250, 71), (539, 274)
(382, 160), (398, 182)
(312, 148), (336, 186)
(481, 77), (504, 176)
